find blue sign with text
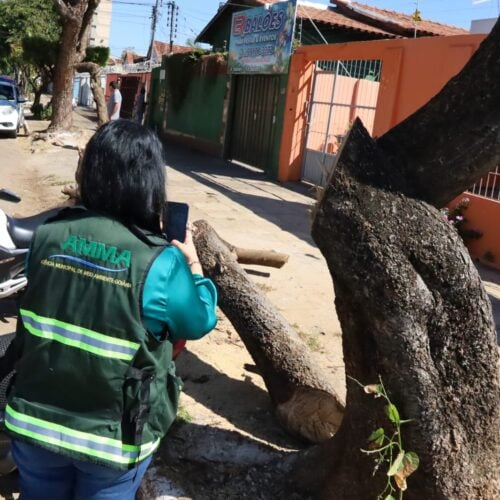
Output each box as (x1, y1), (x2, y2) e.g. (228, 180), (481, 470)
(228, 0), (297, 74)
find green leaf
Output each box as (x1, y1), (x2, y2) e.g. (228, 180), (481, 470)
(368, 427), (385, 445)
(385, 404), (400, 424)
(383, 495), (396, 500)
(387, 450), (405, 476)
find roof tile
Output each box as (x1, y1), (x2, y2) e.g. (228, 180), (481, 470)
(331, 1), (468, 36)
(298, 4), (397, 37)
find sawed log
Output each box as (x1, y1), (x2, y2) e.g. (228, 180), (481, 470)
(220, 238), (289, 269)
(193, 220), (344, 444)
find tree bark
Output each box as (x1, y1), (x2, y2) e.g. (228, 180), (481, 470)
(75, 61), (108, 126)
(32, 87), (43, 109)
(288, 22), (500, 499)
(287, 119), (499, 499)
(49, 11), (81, 131)
(193, 221), (344, 444)
(49, 0), (101, 131)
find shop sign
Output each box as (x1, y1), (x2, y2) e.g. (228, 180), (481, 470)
(228, 0), (297, 74)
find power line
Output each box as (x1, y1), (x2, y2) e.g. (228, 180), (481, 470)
(113, 0), (154, 6)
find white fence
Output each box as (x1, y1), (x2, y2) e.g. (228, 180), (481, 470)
(467, 166), (500, 201)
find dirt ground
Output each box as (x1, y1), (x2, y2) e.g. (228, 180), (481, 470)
(0, 109), (498, 499)
(0, 110), (345, 499)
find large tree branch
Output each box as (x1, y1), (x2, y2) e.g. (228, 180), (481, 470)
(74, 61), (99, 74)
(53, 0), (76, 21)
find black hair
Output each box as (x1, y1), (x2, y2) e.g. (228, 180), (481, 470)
(110, 81), (119, 89)
(80, 119), (166, 233)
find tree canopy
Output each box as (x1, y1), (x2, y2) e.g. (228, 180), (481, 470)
(0, 0), (61, 97)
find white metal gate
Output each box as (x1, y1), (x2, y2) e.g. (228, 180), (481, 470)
(302, 59), (382, 186)
(468, 166), (500, 201)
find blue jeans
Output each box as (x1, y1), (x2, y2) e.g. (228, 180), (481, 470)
(12, 440), (152, 500)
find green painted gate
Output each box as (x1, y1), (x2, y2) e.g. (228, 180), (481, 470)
(228, 75), (280, 173)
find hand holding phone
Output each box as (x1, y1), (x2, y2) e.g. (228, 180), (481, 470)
(164, 202), (202, 274)
(163, 202), (189, 242)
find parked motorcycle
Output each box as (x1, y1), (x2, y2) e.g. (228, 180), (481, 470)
(0, 188), (61, 475)
(0, 188), (61, 299)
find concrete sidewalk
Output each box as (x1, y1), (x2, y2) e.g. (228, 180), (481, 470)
(164, 140), (500, 341)
(163, 140), (344, 371)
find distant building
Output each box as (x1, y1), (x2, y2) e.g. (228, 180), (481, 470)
(89, 0), (112, 47)
(197, 0), (468, 51)
(470, 18), (497, 34)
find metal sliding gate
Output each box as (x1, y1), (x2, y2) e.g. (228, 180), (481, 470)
(302, 59), (382, 186)
(229, 75), (280, 173)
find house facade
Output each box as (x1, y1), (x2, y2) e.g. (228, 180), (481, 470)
(152, 0), (465, 176)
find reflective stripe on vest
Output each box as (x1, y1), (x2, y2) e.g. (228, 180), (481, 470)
(20, 309), (140, 361)
(5, 405), (160, 465)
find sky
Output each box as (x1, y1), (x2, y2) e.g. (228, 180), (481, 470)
(108, 0), (500, 57)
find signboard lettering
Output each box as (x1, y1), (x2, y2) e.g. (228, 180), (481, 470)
(229, 0), (297, 74)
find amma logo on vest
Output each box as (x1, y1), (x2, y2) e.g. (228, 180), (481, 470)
(52, 235), (132, 273)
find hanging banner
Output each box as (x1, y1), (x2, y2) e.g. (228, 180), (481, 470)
(228, 0), (297, 74)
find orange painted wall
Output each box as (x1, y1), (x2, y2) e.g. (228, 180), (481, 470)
(279, 34), (485, 182)
(448, 194), (500, 270)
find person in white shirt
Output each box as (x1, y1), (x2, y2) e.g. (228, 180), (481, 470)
(107, 81), (122, 120)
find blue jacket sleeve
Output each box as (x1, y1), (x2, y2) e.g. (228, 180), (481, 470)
(142, 246), (218, 341)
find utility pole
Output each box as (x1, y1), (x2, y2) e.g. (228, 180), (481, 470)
(147, 0), (162, 61)
(166, 1), (179, 54)
(412, 0), (421, 38)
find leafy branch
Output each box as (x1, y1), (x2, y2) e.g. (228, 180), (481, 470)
(349, 376), (420, 500)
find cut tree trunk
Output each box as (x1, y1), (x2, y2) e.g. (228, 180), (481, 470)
(193, 221), (344, 444)
(75, 62), (108, 126)
(288, 22), (500, 500)
(288, 120), (500, 499)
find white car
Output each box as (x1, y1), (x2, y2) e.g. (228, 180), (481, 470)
(0, 78), (26, 138)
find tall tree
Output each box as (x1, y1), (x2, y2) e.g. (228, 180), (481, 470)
(22, 37), (58, 109)
(0, 0), (60, 103)
(50, 0), (101, 131)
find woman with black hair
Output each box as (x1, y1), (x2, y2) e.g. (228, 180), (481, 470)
(5, 120), (217, 499)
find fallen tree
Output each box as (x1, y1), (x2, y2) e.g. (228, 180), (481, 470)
(191, 20), (500, 499)
(194, 221), (344, 444)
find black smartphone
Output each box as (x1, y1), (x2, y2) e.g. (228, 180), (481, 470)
(163, 202), (189, 242)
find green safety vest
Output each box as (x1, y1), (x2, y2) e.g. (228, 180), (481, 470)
(6, 209), (181, 470)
